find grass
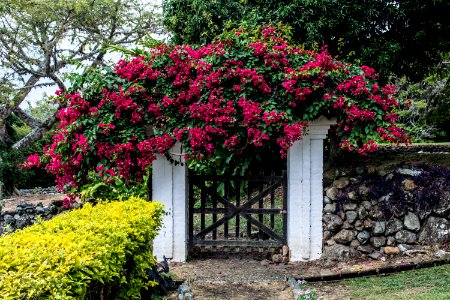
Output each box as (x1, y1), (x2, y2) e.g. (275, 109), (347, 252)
(343, 265), (450, 300)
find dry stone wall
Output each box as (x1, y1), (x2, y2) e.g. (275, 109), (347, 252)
(322, 163), (450, 261)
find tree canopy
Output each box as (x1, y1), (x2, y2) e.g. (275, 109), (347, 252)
(162, 0), (450, 81)
(0, 0), (161, 149)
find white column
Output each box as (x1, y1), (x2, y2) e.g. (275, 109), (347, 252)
(152, 143), (188, 262)
(287, 116), (335, 261)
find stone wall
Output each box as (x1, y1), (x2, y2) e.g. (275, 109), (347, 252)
(322, 162), (450, 260)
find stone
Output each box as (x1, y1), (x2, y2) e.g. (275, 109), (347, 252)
(384, 246), (400, 255)
(433, 203), (450, 217)
(342, 221), (353, 229)
(385, 218), (403, 235)
(346, 211), (358, 224)
(323, 214), (343, 231)
(403, 179), (416, 191)
(15, 216), (31, 229)
(348, 191), (357, 201)
(323, 230), (332, 241)
(361, 201), (372, 211)
(350, 240), (360, 248)
(357, 231), (371, 244)
(52, 199), (64, 207)
(358, 185), (371, 197)
(418, 217), (449, 244)
(36, 206), (45, 215)
(398, 244), (412, 252)
(369, 251), (382, 260)
(272, 254), (284, 263)
(395, 230), (417, 244)
(325, 187), (339, 200)
(373, 221), (386, 236)
(333, 177), (350, 189)
(333, 229), (355, 244)
(369, 207), (384, 221)
(435, 250), (450, 258)
(355, 167), (365, 175)
(363, 219), (374, 229)
(386, 236), (396, 246)
(370, 236), (386, 248)
(404, 212), (420, 232)
(343, 203), (357, 211)
(418, 210), (432, 220)
(357, 244), (375, 254)
(323, 196), (332, 204)
(326, 240), (336, 246)
(397, 168), (422, 176)
(338, 211), (346, 220)
(322, 244), (359, 261)
(282, 245), (289, 257)
(358, 207), (368, 219)
(379, 193), (392, 203)
(324, 203), (337, 214)
(3, 214), (15, 226)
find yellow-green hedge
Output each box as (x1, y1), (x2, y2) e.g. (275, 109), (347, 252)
(0, 197), (164, 299)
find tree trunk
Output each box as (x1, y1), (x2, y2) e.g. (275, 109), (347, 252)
(12, 114), (56, 150)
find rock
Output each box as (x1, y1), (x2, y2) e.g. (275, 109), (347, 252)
(350, 240), (360, 248)
(379, 193), (392, 203)
(385, 218), (404, 235)
(323, 196), (332, 204)
(370, 236), (386, 248)
(322, 244), (359, 261)
(358, 185), (370, 197)
(386, 236), (396, 246)
(404, 212), (420, 232)
(326, 187), (339, 200)
(52, 199), (64, 207)
(343, 203), (357, 211)
(433, 202), (450, 217)
(260, 259), (271, 266)
(357, 207), (368, 219)
(357, 244), (375, 254)
(323, 214), (343, 231)
(355, 167), (365, 175)
(348, 191), (357, 201)
(397, 168), (422, 176)
(357, 231), (371, 244)
(282, 245), (289, 257)
(403, 179), (416, 191)
(326, 239), (336, 246)
(373, 221), (386, 236)
(3, 214), (15, 226)
(36, 206), (45, 215)
(15, 216), (31, 229)
(363, 219), (374, 229)
(369, 208), (384, 220)
(323, 230), (332, 241)
(272, 254), (283, 263)
(333, 177), (350, 189)
(361, 201), (372, 211)
(398, 244), (412, 252)
(346, 211), (358, 224)
(333, 229), (355, 244)
(418, 210), (432, 220)
(384, 246), (400, 255)
(342, 221), (353, 229)
(434, 250), (450, 258)
(324, 203), (337, 214)
(418, 217), (449, 244)
(338, 211), (346, 220)
(395, 230), (417, 244)
(369, 251), (383, 260)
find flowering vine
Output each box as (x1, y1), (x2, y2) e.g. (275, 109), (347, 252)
(25, 25), (409, 205)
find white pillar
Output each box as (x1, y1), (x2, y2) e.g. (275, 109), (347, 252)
(152, 143), (188, 262)
(287, 116), (335, 261)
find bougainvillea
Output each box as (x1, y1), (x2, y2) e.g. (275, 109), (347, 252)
(25, 25), (410, 205)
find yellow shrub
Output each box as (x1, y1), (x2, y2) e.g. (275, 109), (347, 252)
(0, 197), (164, 299)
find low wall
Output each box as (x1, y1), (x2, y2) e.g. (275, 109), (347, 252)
(322, 155), (450, 260)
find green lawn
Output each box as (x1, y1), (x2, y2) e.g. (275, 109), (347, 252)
(344, 265), (450, 300)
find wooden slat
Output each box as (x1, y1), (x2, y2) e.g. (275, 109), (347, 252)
(192, 239), (283, 247)
(212, 180), (217, 240)
(189, 175), (284, 182)
(235, 180), (241, 239)
(193, 208), (284, 214)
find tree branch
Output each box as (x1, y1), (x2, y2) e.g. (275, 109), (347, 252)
(12, 113), (57, 149)
(13, 107), (44, 128)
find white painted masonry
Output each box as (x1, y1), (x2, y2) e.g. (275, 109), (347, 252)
(152, 117), (334, 262)
(287, 116), (336, 261)
(152, 143), (187, 262)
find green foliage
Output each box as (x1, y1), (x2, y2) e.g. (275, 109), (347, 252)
(162, 0), (450, 81)
(0, 197), (164, 299)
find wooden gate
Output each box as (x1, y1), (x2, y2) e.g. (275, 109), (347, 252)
(188, 171), (287, 254)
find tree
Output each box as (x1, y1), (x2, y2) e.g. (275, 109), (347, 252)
(26, 25), (409, 205)
(0, 0), (162, 149)
(162, 0), (450, 81)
